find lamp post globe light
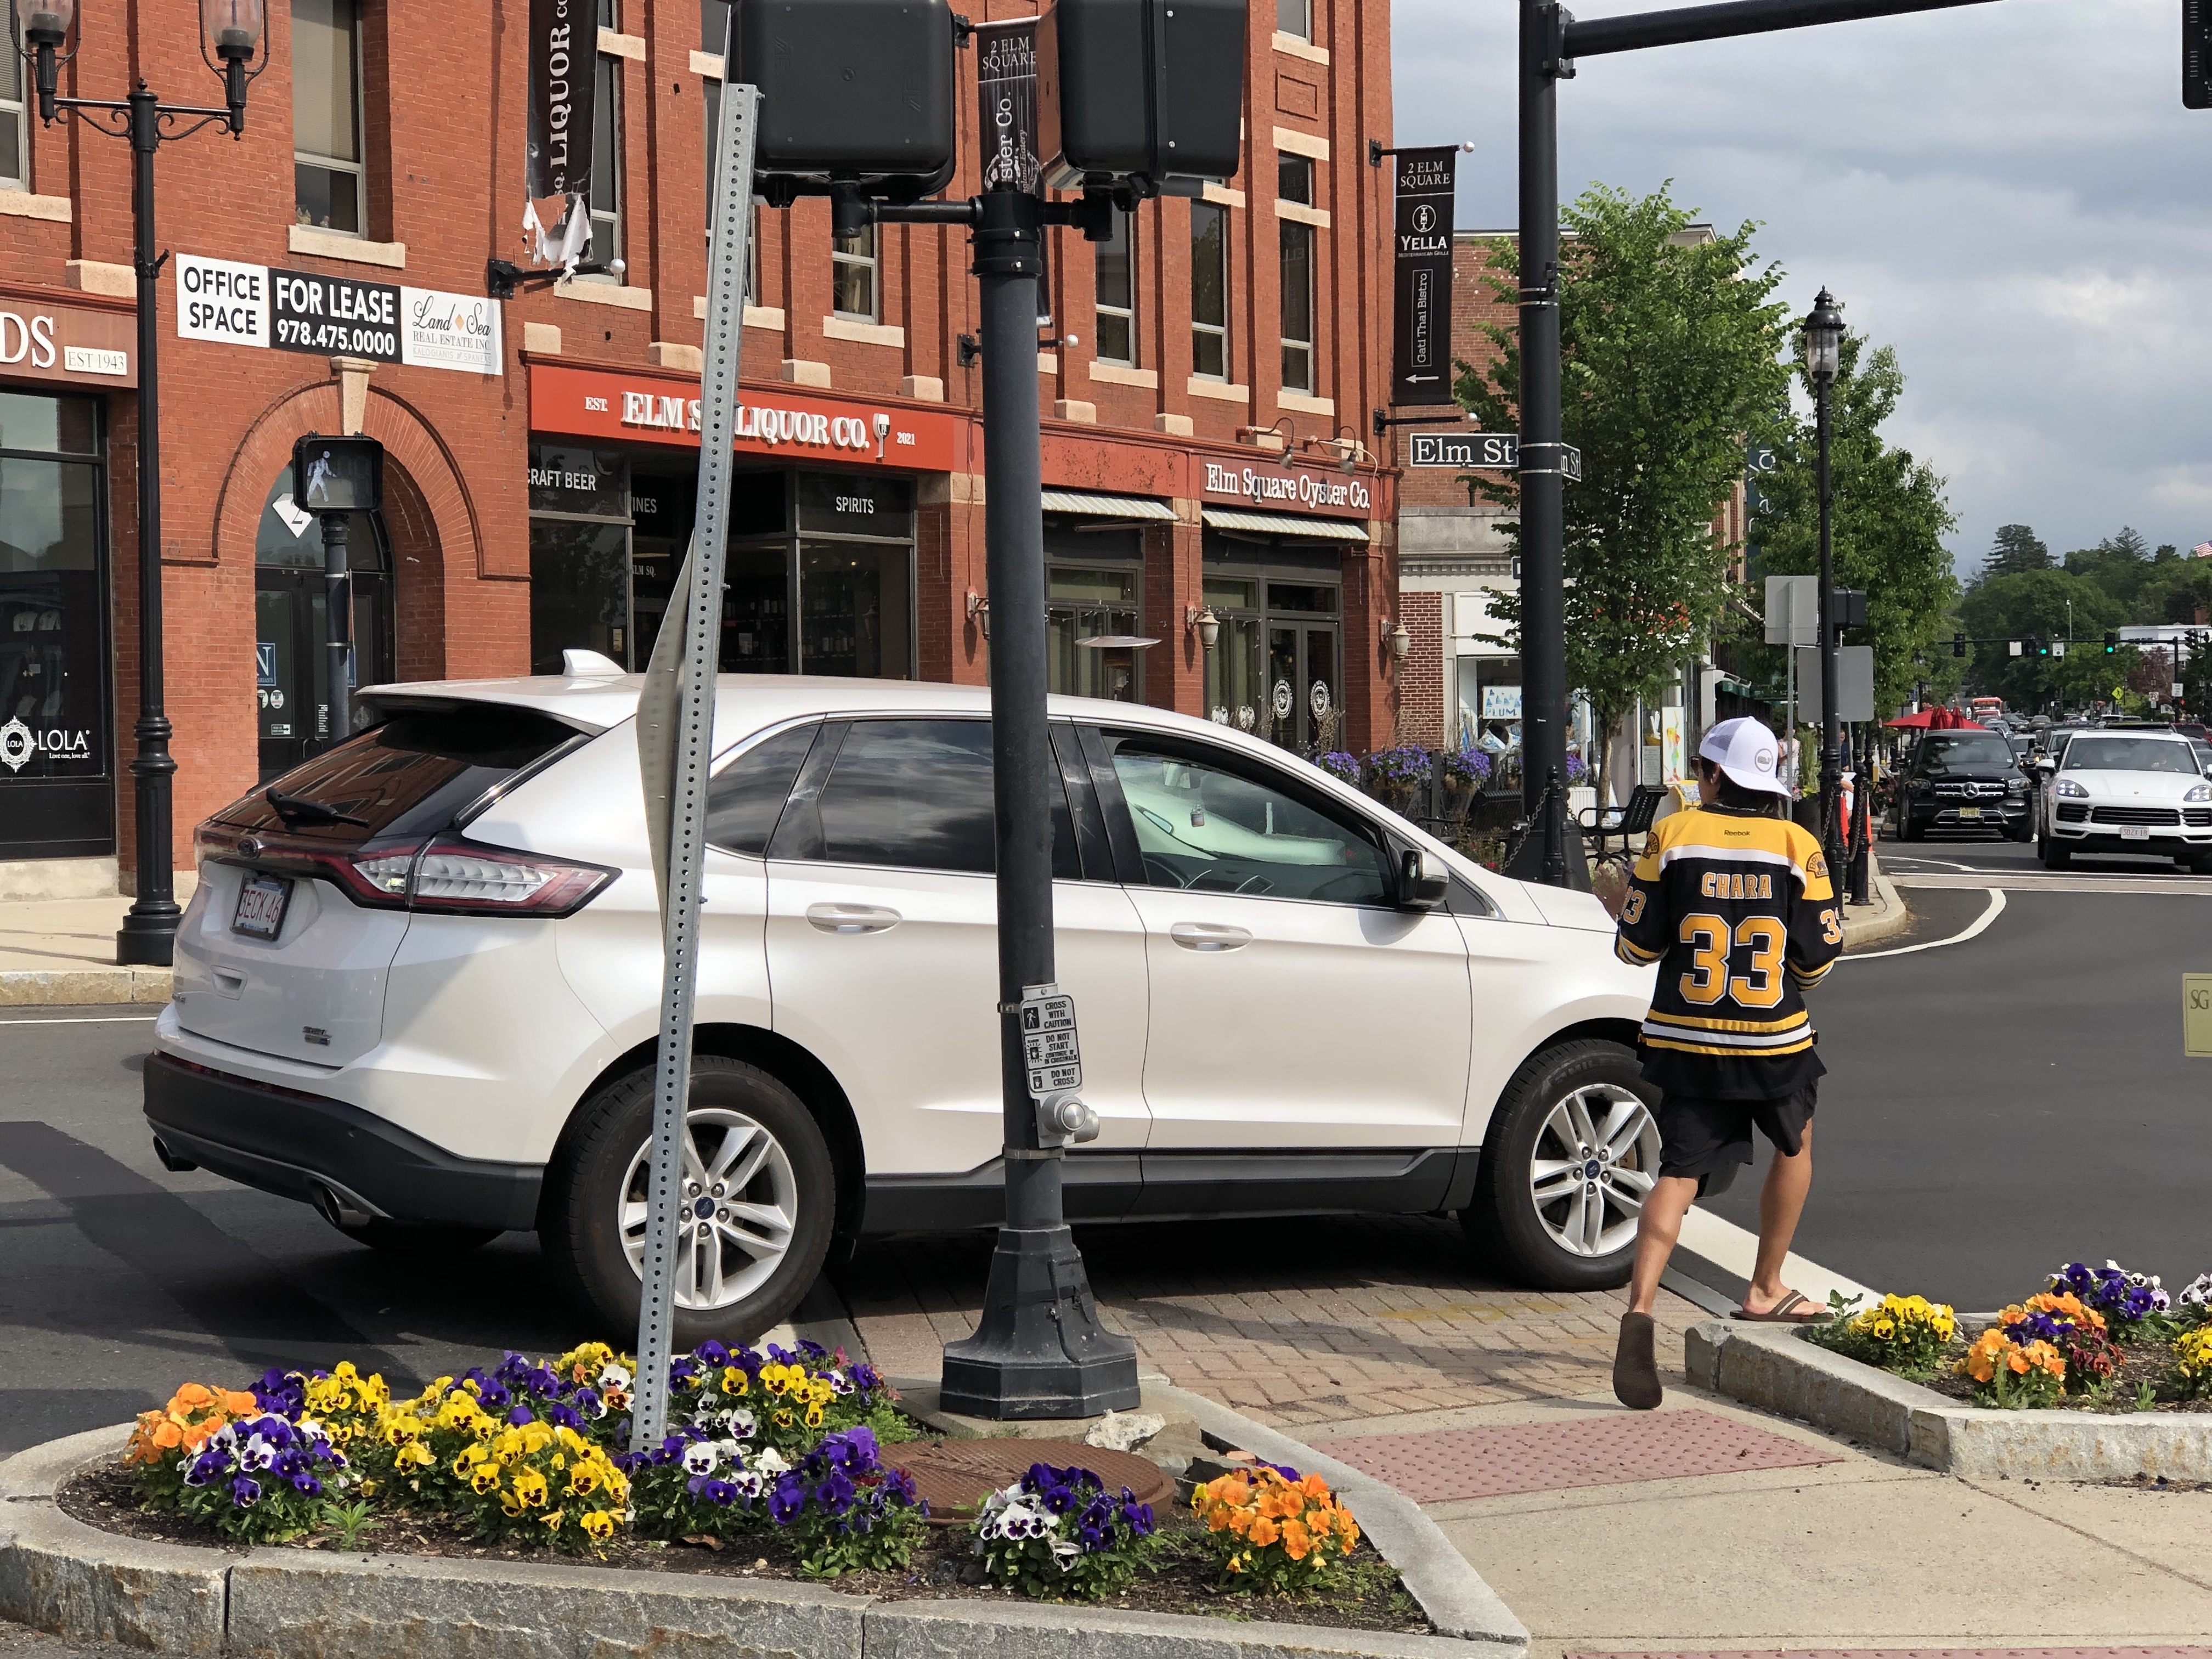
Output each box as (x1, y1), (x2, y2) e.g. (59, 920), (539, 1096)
(1801, 287), (1846, 885)
(9, 0), (268, 967)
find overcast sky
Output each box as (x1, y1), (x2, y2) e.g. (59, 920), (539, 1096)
(1393, 0), (2212, 578)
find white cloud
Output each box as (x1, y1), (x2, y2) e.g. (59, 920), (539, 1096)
(1395, 0), (2212, 571)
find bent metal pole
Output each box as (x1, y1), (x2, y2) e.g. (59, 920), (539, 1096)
(1511, 0), (2007, 889)
(938, 186), (1140, 1419)
(629, 79), (761, 1452)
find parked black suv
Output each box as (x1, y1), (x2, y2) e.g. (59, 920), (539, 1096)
(1894, 729), (2033, 841)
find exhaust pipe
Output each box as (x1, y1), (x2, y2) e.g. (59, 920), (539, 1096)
(150, 1135), (198, 1173)
(308, 1179), (377, 1232)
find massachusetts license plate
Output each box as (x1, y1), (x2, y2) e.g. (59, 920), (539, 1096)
(1957, 807), (1982, 820)
(2121, 825), (2151, 842)
(232, 873), (294, 940)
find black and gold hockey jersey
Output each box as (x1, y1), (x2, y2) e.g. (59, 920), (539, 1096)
(1612, 804), (1844, 1099)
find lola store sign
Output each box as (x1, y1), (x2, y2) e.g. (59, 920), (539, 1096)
(529, 363), (959, 472)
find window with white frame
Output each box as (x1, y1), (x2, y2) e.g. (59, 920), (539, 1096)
(292, 0), (366, 233)
(1, 1), (27, 190)
(588, 15), (623, 274)
(1276, 0), (1311, 41)
(1278, 154), (1316, 392)
(832, 223), (878, 320)
(1093, 207), (1135, 365)
(1190, 201), (1228, 380)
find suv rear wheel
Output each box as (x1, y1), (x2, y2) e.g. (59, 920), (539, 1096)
(541, 1057), (835, 1346)
(1463, 1040), (1660, 1290)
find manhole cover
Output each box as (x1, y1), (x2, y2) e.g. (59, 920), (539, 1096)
(883, 1438), (1175, 1525)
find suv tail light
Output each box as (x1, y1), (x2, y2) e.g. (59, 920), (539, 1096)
(196, 823), (616, 919)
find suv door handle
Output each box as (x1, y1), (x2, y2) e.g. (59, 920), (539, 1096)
(1169, 921), (1251, 952)
(805, 902), (902, 935)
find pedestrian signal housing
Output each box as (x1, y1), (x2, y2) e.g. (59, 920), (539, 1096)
(1037, 0), (1246, 194)
(2189, 0), (2212, 109)
(1952, 632), (1966, 658)
(733, 0), (957, 201)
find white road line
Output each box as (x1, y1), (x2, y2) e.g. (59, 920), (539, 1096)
(1678, 1206), (1880, 1309)
(1843, 887), (2006, 960)
(1893, 874), (2212, 895)
(0, 1014), (161, 1025)
(1880, 854), (1976, 872)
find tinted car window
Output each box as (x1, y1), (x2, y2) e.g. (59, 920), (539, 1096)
(792, 719), (1077, 877)
(704, 723), (821, 856)
(2062, 737), (2199, 775)
(208, 703), (578, 845)
(1914, 735), (2015, 774)
(1108, 737), (1393, 905)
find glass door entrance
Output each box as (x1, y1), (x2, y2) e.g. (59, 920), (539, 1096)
(1202, 565), (1342, 755)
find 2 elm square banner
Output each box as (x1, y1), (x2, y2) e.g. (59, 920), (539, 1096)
(1390, 146), (1458, 407)
(174, 253), (503, 376)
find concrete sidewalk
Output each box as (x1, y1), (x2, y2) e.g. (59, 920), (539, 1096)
(0, 896), (172, 1006)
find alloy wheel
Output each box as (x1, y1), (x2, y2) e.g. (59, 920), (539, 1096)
(1527, 1083), (1659, 1258)
(618, 1107), (799, 1310)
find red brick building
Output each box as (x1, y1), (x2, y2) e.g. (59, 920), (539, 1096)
(0, 0), (1404, 902)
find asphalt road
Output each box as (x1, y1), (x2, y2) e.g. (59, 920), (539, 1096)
(1701, 829), (2212, 1312)
(3, 831), (2205, 1457)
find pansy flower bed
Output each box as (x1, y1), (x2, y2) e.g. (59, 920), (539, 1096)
(1799, 1259), (2212, 1412)
(67, 1344), (1424, 1632)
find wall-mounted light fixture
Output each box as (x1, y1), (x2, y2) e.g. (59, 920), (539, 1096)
(1186, 606), (1220, 651)
(1236, 417), (1294, 453)
(966, 590), (990, 640)
(1382, 618), (1412, 663)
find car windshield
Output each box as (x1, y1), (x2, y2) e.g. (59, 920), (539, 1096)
(1915, 735), (2015, 774)
(2060, 737), (2199, 775)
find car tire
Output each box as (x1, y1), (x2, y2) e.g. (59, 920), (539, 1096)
(2008, 814), (2033, 843)
(333, 1219), (503, 1256)
(541, 1057), (836, 1347)
(1896, 811), (1921, 843)
(1463, 1039), (1660, 1291)
(2188, 850), (2212, 876)
(2040, 833), (2070, 870)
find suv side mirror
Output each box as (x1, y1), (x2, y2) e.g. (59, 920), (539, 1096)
(1397, 847), (1449, 911)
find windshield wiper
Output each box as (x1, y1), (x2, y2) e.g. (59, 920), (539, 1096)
(264, 787), (370, 828)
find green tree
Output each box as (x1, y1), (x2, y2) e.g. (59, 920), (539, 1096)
(1983, 524), (2051, 578)
(1742, 330), (1958, 720)
(1955, 569), (2128, 712)
(2135, 559), (2212, 625)
(2063, 526), (2154, 614)
(1455, 183), (1792, 803)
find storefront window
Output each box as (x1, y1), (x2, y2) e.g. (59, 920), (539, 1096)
(800, 543), (911, 678)
(529, 443), (630, 674)
(1047, 566), (1142, 702)
(0, 391), (110, 859)
(1201, 537), (1342, 754)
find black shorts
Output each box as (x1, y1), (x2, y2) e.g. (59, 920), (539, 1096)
(1657, 1085), (1817, 1195)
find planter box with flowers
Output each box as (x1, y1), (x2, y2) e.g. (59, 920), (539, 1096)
(1690, 1261), (2212, 1481)
(0, 1338), (1527, 1659)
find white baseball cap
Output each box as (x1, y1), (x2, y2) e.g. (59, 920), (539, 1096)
(1698, 716), (1791, 797)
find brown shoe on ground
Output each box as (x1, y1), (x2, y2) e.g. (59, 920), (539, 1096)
(1613, 1311), (1662, 1410)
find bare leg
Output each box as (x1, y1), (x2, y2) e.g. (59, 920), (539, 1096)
(1626, 1173), (1700, 1316)
(1744, 1122), (1815, 1316)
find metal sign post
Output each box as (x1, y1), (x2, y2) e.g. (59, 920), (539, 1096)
(629, 76), (760, 1453)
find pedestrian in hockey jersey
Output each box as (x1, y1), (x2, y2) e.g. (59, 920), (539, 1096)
(1609, 716), (1844, 1410)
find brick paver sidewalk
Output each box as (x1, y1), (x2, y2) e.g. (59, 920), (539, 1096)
(836, 1214), (1702, 1427)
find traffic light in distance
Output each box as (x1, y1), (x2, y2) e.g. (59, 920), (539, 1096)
(2035, 636), (2050, 657)
(1953, 631), (1967, 658)
(2104, 631), (2119, 653)
(2189, 0), (2212, 110)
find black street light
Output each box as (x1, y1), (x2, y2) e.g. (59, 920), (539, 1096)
(10, 0), (269, 967)
(1801, 286), (1846, 885)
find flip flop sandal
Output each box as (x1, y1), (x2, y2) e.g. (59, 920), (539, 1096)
(1613, 1312), (1663, 1410)
(1731, 1289), (1821, 1322)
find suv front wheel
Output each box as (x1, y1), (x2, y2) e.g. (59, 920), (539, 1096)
(1463, 1040), (1661, 1290)
(541, 1057), (835, 1346)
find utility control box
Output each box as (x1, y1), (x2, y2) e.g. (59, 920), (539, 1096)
(734, 0), (957, 199)
(1037, 0), (1246, 192)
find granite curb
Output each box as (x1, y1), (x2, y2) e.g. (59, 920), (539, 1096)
(0, 968), (171, 1006)
(0, 1417), (1525, 1658)
(1688, 1318), (2212, 1479)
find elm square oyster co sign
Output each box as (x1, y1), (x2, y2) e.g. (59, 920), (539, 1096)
(173, 254), (502, 375)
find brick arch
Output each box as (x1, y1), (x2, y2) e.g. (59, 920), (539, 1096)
(212, 380), (483, 684)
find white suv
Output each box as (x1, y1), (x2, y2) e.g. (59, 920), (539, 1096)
(145, 672), (1658, 1341)
(2036, 728), (2212, 871)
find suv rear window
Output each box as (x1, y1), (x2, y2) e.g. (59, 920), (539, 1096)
(208, 703), (580, 844)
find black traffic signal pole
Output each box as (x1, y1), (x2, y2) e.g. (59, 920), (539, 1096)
(863, 187), (1139, 1418)
(1510, 0), (2007, 887)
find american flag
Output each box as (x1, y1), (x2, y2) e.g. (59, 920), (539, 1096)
(2194, 542), (2212, 558)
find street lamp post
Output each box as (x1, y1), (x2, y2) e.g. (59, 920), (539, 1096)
(1802, 288), (1846, 885)
(10, 0), (268, 968)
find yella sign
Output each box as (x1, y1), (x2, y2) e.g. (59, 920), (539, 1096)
(530, 363), (960, 471)
(175, 254), (502, 375)
(0, 291), (136, 387)
(1200, 459), (1371, 517)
